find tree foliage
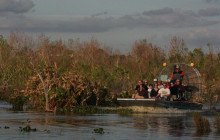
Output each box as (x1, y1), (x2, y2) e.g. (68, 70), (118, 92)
(0, 32), (219, 110)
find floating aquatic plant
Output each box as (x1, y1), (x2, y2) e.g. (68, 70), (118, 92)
(44, 129), (51, 133)
(19, 125), (37, 132)
(4, 126), (10, 129)
(19, 119), (37, 132)
(214, 114), (220, 134)
(94, 128), (104, 134)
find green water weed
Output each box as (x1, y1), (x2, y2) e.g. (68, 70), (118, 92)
(19, 119), (37, 132)
(4, 126), (10, 129)
(94, 128), (104, 134)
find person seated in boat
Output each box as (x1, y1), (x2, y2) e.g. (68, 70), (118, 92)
(170, 65), (184, 83)
(166, 80), (170, 88)
(158, 80), (163, 89)
(156, 83), (171, 100)
(150, 84), (159, 99)
(143, 80), (149, 89)
(169, 82), (178, 101)
(148, 84), (153, 98)
(152, 78), (158, 88)
(132, 80), (148, 99)
(174, 79), (185, 100)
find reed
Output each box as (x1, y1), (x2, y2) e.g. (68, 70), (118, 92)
(193, 113), (211, 134)
(70, 106), (133, 114)
(214, 114), (220, 133)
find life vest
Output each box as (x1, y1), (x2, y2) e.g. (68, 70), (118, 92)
(172, 71), (183, 80)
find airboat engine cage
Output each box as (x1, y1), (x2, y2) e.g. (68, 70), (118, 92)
(159, 63), (202, 99)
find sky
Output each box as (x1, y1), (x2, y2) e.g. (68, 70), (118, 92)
(0, 0), (220, 53)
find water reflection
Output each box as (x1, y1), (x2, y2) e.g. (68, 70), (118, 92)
(1, 104), (220, 140)
(129, 113), (190, 138)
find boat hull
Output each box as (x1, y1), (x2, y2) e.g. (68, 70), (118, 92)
(156, 99), (203, 110)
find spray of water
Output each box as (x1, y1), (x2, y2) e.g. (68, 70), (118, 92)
(118, 106), (203, 114)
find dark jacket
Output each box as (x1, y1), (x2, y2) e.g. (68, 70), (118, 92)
(169, 86), (178, 95)
(151, 88), (159, 97)
(174, 84), (185, 94)
(135, 84), (148, 98)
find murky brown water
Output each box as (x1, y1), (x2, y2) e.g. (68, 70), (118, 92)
(0, 102), (220, 140)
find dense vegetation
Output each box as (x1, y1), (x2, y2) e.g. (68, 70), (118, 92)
(0, 32), (219, 111)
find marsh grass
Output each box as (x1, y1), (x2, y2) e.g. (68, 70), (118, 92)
(214, 114), (220, 134)
(10, 91), (28, 111)
(56, 106), (133, 115)
(73, 106), (133, 114)
(193, 113), (211, 135)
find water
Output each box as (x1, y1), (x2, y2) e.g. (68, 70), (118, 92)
(0, 102), (220, 140)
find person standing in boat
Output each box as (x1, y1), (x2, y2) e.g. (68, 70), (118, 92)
(132, 80), (148, 98)
(156, 83), (171, 100)
(170, 65), (184, 83)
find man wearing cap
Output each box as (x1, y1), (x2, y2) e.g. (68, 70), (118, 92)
(152, 78), (158, 89)
(170, 65), (184, 83)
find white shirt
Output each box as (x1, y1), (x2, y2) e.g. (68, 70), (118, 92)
(158, 88), (170, 97)
(148, 88), (152, 98)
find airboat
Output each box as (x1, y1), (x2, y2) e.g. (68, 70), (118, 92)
(117, 63), (203, 111)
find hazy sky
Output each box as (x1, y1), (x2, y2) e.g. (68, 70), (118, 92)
(0, 0), (220, 52)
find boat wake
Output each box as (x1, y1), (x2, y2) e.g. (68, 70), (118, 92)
(119, 106), (203, 114)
